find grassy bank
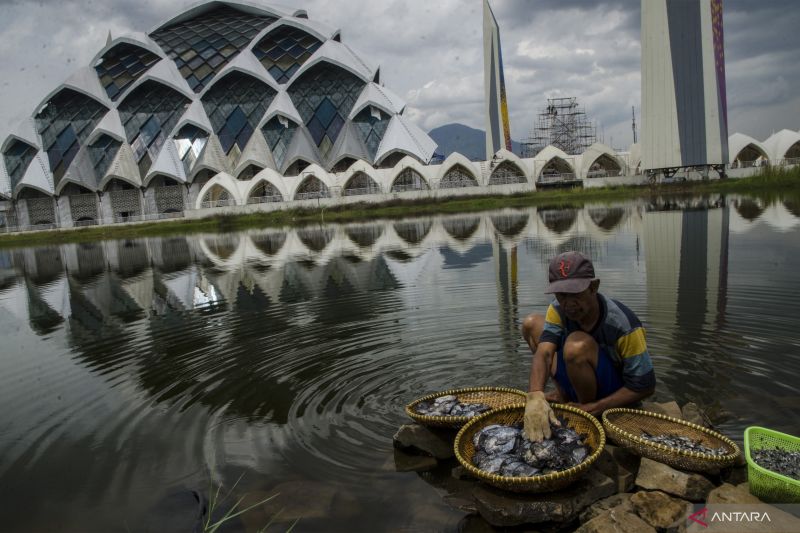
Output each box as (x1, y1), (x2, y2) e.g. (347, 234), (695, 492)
(2, 167), (798, 249)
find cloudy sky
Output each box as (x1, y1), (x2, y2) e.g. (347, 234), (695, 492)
(0, 0), (798, 151)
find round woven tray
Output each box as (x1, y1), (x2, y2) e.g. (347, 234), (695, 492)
(453, 403), (605, 493)
(602, 408), (741, 473)
(405, 387), (527, 428)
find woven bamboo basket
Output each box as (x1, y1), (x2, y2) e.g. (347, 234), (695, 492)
(405, 386), (527, 428)
(602, 408), (740, 473)
(453, 404), (605, 493)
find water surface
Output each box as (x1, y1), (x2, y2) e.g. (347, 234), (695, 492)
(0, 194), (798, 531)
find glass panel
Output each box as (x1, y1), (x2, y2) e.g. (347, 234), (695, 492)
(150, 5), (277, 92)
(94, 43), (160, 101)
(253, 26), (322, 84)
(2, 140), (37, 190)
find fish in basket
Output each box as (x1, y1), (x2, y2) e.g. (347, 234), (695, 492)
(405, 387), (526, 428)
(454, 404), (606, 493)
(602, 407), (740, 473)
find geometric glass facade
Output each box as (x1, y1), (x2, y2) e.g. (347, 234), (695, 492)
(87, 134), (122, 178)
(118, 81), (191, 177)
(353, 108), (390, 161)
(94, 43), (161, 101)
(252, 26), (322, 84)
(288, 63), (365, 160)
(3, 139), (37, 190)
(440, 164), (478, 188)
(34, 88), (108, 185)
(262, 116), (297, 170)
(173, 124), (209, 175)
(200, 71), (275, 155)
(150, 5), (277, 93)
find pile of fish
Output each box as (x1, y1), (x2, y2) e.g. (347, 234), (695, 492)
(752, 448), (800, 480)
(640, 431), (728, 456)
(470, 422), (590, 478)
(415, 395), (491, 418)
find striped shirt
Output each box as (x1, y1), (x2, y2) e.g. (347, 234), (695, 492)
(539, 293), (656, 392)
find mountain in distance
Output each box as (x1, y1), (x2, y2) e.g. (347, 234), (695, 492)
(427, 123), (524, 161)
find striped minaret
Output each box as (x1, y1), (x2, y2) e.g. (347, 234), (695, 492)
(641, 0), (729, 171)
(483, 0), (512, 161)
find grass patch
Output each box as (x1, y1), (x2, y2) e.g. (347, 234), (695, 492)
(1, 168), (798, 249)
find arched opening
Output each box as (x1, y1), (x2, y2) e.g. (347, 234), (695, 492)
(247, 181), (283, 205)
(732, 144), (768, 168)
(297, 227), (334, 252)
(331, 157), (357, 174)
(251, 232), (287, 256)
(393, 220), (432, 245)
(149, 175), (185, 214)
(539, 157), (574, 182)
(343, 172), (381, 196)
(586, 154), (622, 178)
(295, 175), (330, 200)
(201, 184), (235, 208)
(391, 168), (428, 193)
(345, 225), (383, 247)
(443, 217), (480, 241)
(62, 183), (99, 226)
(439, 164), (478, 189)
(491, 213), (529, 238)
(18, 188), (56, 227)
(284, 159), (310, 177)
(489, 161), (526, 185)
(783, 141), (800, 164)
(539, 208), (578, 234)
(104, 178), (142, 222)
(734, 199), (764, 221)
(588, 207), (626, 231)
(237, 164), (263, 181)
(204, 234), (241, 260)
(378, 151), (406, 169)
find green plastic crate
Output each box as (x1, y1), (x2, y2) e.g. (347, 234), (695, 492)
(744, 426), (800, 503)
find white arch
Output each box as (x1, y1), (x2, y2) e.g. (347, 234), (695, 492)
(577, 143), (627, 179)
(116, 60), (194, 104)
(33, 67), (111, 118)
(1, 118), (40, 153)
(199, 51), (281, 99)
(247, 16), (337, 53)
(764, 129), (800, 161)
(436, 153), (480, 185)
(289, 41), (374, 87)
(339, 160), (381, 190)
(148, 0), (295, 35)
(728, 133), (769, 164)
(291, 163), (334, 199)
(90, 34), (165, 73)
(387, 156), (433, 191)
(534, 145), (575, 179)
(243, 169), (290, 201)
(489, 148), (533, 185)
(195, 172), (244, 209)
(13, 152), (53, 198)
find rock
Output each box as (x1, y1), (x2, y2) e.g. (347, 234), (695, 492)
(706, 482), (762, 504)
(642, 400), (683, 420)
(593, 445), (636, 493)
(720, 464), (748, 486)
(630, 490), (692, 529)
(393, 424), (455, 459)
(576, 509), (656, 533)
(579, 493), (634, 523)
(452, 465), (474, 480)
(442, 493), (478, 514)
(472, 468), (615, 527)
(390, 448), (438, 472)
(680, 402), (708, 427)
(635, 458), (715, 501)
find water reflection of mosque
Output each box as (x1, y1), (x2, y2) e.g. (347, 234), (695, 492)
(6, 196), (797, 358)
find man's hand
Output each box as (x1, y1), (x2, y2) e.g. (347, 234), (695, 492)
(523, 391), (560, 442)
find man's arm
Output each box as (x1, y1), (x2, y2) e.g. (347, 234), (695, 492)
(572, 386), (653, 416)
(528, 341), (557, 393)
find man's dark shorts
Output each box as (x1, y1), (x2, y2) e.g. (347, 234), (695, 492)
(553, 345), (624, 402)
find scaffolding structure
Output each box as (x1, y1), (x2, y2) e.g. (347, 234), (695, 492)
(521, 97), (599, 157)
